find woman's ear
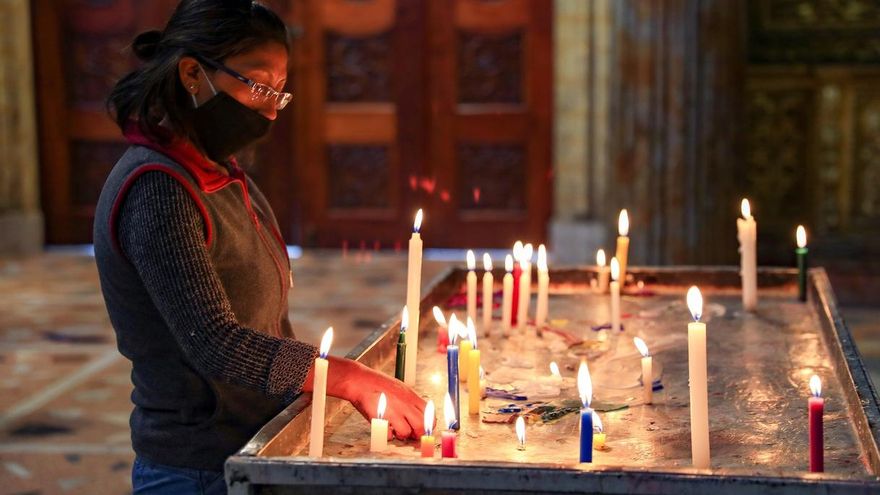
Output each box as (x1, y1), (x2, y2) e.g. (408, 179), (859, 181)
(178, 56), (201, 94)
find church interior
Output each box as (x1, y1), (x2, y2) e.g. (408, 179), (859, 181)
(1, 0), (879, 493)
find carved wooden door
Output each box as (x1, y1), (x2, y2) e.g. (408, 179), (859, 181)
(289, 0), (551, 248)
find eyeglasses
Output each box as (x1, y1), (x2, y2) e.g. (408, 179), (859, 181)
(197, 56), (292, 110)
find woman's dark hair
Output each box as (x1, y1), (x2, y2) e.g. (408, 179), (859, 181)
(107, 0), (289, 142)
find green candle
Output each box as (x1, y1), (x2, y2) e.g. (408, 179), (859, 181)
(796, 226), (808, 302)
(395, 307), (408, 381)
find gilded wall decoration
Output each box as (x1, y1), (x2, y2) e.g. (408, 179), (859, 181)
(325, 32), (392, 102)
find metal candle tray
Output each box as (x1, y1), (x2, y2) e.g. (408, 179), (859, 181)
(226, 267), (880, 494)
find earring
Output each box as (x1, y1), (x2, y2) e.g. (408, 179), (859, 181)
(191, 93), (199, 109)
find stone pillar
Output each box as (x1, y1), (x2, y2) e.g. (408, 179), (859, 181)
(550, 0), (612, 264)
(0, 0), (43, 254)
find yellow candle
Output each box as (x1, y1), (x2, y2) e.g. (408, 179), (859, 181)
(633, 337), (652, 405)
(308, 327), (333, 457)
(535, 244), (550, 326)
(737, 199), (757, 311)
(501, 255), (513, 336)
(610, 258), (621, 333)
(466, 250), (477, 325)
(687, 286), (710, 468)
(467, 324), (481, 415)
(595, 249), (609, 293)
(592, 410), (605, 450)
(616, 209), (630, 285)
(482, 253), (494, 335)
(459, 318), (473, 383)
(404, 210), (423, 385)
(370, 393), (389, 453)
(421, 399), (435, 458)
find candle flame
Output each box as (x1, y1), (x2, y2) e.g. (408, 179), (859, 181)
(524, 243), (534, 262)
(467, 250), (476, 270)
(319, 327), (333, 359)
(596, 249), (606, 267)
(633, 336), (650, 357)
(444, 392), (455, 430)
(810, 375), (822, 397)
(515, 415), (526, 446)
(797, 225), (807, 248)
(424, 399), (435, 436)
(537, 244), (548, 271)
(577, 361), (592, 408)
(448, 314), (460, 345)
(741, 198), (752, 220)
(483, 253), (492, 271)
(400, 306), (409, 333)
(377, 392), (387, 420)
(513, 241), (523, 261)
(549, 361), (561, 377)
(687, 286), (703, 322)
(433, 306), (447, 327)
(479, 365), (485, 380)
(413, 209), (423, 233)
(466, 317), (477, 349)
(505, 254), (514, 272)
(592, 410), (604, 433)
(610, 257), (620, 282)
(618, 209), (630, 236)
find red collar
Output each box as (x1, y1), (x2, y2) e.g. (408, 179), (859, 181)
(123, 124), (244, 192)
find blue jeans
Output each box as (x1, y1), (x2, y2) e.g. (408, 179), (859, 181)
(132, 457), (227, 495)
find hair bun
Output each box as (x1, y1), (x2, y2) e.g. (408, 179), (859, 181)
(132, 30), (162, 61)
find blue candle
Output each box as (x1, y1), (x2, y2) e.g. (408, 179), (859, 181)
(580, 407), (593, 462)
(446, 315), (462, 430)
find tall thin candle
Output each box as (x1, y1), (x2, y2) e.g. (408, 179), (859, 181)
(687, 286), (710, 468)
(482, 253), (494, 335)
(446, 316), (461, 430)
(596, 249), (609, 293)
(466, 250), (477, 325)
(633, 337), (652, 405)
(502, 255), (514, 336)
(511, 241), (523, 325)
(737, 199), (757, 311)
(578, 361), (594, 463)
(404, 209), (424, 385)
(395, 307), (408, 381)
(610, 258), (621, 333)
(516, 257), (530, 330)
(459, 318), (472, 384)
(616, 209), (630, 285)
(809, 375), (824, 472)
(308, 327), (333, 457)
(796, 225), (809, 302)
(467, 321), (481, 415)
(535, 244), (550, 327)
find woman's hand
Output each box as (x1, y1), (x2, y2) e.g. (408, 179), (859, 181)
(314, 357), (430, 441)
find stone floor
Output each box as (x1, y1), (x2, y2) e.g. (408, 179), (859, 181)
(0, 250), (877, 494)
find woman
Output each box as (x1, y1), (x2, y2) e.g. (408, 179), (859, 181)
(93, 1), (427, 493)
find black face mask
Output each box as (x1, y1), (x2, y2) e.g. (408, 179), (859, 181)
(191, 70), (272, 163)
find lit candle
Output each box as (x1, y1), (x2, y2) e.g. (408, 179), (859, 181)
(459, 318), (472, 384)
(467, 320), (481, 415)
(466, 250), (477, 325)
(446, 315), (461, 430)
(633, 337), (652, 405)
(535, 244), (550, 327)
(809, 375), (824, 472)
(595, 249), (609, 293)
(616, 209), (630, 286)
(421, 399), (435, 458)
(405, 209), (424, 385)
(516, 257), (530, 330)
(610, 258), (621, 333)
(515, 415), (526, 451)
(502, 255), (514, 336)
(441, 392), (457, 458)
(737, 199), (757, 311)
(370, 392), (389, 453)
(578, 361), (594, 463)
(511, 241), (523, 325)
(592, 411), (605, 451)
(482, 253), (494, 335)
(433, 306), (448, 353)
(687, 286), (710, 468)
(796, 225), (809, 302)
(395, 307), (408, 381)
(549, 361), (562, 379)
(308, 327), (333, 457)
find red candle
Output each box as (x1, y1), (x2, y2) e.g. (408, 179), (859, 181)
(511, 241), (523, 325)
(441, 392), (457, 458)
(809, 375), (824, 472)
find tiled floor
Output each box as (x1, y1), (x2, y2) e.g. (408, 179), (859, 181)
(0, 251), (876, 494)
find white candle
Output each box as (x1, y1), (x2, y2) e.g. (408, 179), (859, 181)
(370, 392), (389, 452)
(466, 250), (477, 326)
(516, 256), (532, 328)
(596, 249), (609, 293)
(502, 254), (514, 336)
(633, 337), (652, 405)
(687, 286), (710, 468)
(610, 257), (621, 333)
(616, 209), (630, 285)
(515, 415), (526, 451)
(405, 209), (423, 385)
(482, 253), (494, 335)
(737, 199), (757, 311)
(308, 327), (333, 457)
(535, 244), (550, 326)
